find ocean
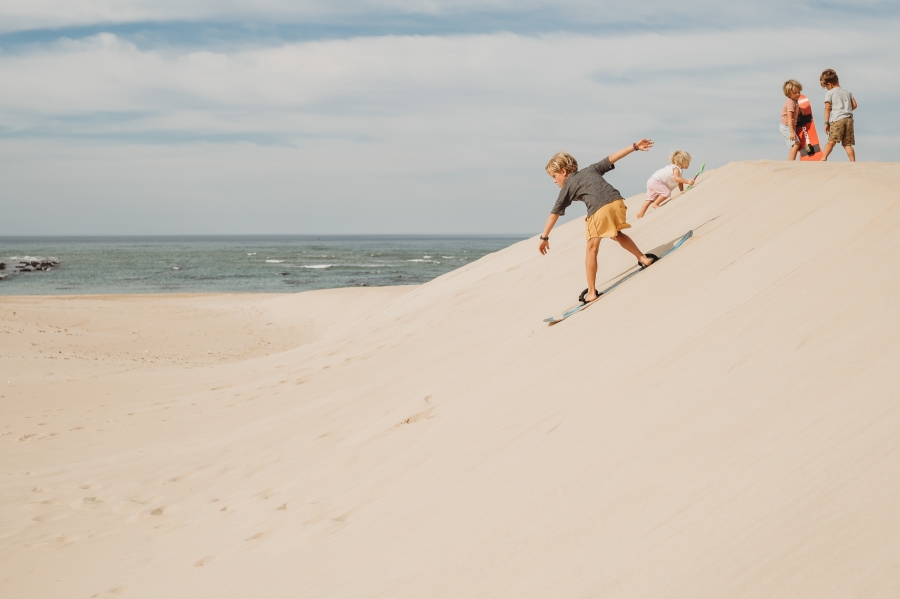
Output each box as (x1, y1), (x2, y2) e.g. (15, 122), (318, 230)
(0, 235), (525, 295)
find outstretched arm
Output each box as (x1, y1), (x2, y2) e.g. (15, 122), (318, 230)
(538, 214), (559, 255)
(608, 138), (653, 165)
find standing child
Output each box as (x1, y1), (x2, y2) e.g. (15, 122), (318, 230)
(636, 150), (695, 218)
(780, 80), (803, 160)
(538, 139), (658, 305)
(819, 69), (857, 162)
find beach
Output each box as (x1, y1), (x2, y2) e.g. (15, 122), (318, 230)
(3, 160), (900, 597)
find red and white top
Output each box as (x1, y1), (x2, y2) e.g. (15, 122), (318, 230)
(781, 98), (799, 128)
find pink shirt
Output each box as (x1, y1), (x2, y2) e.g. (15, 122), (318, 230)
(781, 98), (799, 127)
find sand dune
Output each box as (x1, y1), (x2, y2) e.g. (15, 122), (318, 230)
(3, 160), (900, 598)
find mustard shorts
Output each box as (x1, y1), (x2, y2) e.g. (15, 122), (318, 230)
(585, 199), (630, 240)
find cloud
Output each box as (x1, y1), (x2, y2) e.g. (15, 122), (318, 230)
(2, 1), (899, 36)
(0, 8), (898, 234)
(2, 27), (896, 145)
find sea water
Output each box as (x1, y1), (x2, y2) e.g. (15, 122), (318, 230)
(0, 236), (524, 295)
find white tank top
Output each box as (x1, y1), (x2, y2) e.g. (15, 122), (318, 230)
(651, 164), (681, 191)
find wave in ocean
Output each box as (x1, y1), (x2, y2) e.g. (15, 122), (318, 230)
(0, 235), (524, 294)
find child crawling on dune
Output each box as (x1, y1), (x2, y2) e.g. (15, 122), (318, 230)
(636, 150), (695, 218)
(538, 139), (658, 305)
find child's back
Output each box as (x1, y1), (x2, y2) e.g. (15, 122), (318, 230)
(650, 163), (680, 191)
(819, 68), (857, 162)
(825, 86), (854, 123)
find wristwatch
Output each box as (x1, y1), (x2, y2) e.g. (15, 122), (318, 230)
(539, 236), (549, 241)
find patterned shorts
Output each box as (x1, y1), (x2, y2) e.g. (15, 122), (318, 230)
(828, 117), (855, 146)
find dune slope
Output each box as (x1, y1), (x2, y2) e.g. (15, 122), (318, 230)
(3, 160), (900, 598)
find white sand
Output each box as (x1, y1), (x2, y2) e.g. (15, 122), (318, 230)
(2, 160), (900, 598)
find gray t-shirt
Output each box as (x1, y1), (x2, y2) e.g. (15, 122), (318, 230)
(551, 157), (622, 218)
(825, 87), (855, 123)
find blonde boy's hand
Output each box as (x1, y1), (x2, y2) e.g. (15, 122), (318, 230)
(539, 239), (550, 255)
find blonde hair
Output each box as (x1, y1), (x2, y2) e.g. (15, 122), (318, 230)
(820, 68), (839, 87)
(670, 150), (691, 169)
(546, 152), (578, 175)
(783, 79), (802, 96)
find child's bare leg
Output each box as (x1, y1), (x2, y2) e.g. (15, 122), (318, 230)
(636, 201), (652, 218)
(789, 143), (800, 161)
(614, 232), (654, 267)
(820, 140), (836, 161)
(844, 145), (856, 162)
(651, 194), (669, 209)
(584, 237), (602, 301)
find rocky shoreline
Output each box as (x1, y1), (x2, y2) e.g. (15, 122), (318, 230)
(0, 256), (60, 281)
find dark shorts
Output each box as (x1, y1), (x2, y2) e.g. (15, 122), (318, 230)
(829, 117), (855, 146)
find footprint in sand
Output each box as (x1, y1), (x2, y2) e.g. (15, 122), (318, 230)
(164, 474), (191, 485)
(92, 587), (126, 598)
(245, 528), (274, 541)
(71, 496), (108, 510)
(32, 508), (74, 522)
(31, 534), (79, 549)
(393, 406), (435, 428)
(194, 555), (215, 567)
(253, 488), (275, 500)
(150, 504), (179, 516)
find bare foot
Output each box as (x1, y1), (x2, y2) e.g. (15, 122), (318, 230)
(637, 211), (646, 219)
(583, 291), (601, 302)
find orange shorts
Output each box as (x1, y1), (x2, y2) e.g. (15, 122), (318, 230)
(585, 199), (630, 240)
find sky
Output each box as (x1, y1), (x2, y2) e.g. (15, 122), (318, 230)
(1, 1), (898, 235)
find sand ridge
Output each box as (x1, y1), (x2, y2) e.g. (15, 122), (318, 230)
(2, 160), (900, 598)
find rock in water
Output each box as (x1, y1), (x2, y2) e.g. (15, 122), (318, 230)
(12, 256), (60, 273)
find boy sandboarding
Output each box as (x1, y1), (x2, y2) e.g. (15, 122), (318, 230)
(539, 139), (658, 305)
(819, 68), (857, 162)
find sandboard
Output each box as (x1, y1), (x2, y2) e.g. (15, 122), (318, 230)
(684, 162), (705, 191)
(796, 95), (822, 161)
(543, 230), (693, 325)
